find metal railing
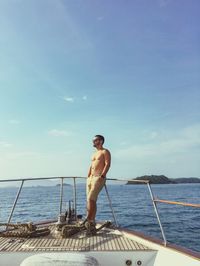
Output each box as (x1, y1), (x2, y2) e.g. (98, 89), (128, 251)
(0, 176), (199, 246)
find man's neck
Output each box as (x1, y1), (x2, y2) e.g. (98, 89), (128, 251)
(96, 146), (103, 151)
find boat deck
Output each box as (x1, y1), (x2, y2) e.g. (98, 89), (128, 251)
(0, 222), (151, 252)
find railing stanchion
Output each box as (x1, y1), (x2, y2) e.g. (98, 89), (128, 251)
(73, 177), (77, 220)
(59, 177), (64, 214)
(147, 182), (167, 246)
(6, 180), (24, 230)
(104, 183), (118, 227)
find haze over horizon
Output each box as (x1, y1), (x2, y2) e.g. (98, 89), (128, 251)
(0, 0), (199, 180)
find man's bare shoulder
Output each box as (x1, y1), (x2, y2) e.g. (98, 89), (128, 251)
(102, 148), (111, 155)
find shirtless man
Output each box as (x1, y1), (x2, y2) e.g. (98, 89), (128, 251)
(84, 135), (111, 234)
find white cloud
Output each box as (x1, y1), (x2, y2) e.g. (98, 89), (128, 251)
(0, 141), (12, 148)
(48, 129), (70, 137)
(8, 119), (20, 124)
(114, 124), (200, 160)
(0, 150), (89, 179)
(114, 143), (155, 159)
(149, 131), (158, 139)
(63, 97), (74, 103)
(112, 124), (200, 178)
(62, 95), (88, 102)
(1, 124), (199, 180)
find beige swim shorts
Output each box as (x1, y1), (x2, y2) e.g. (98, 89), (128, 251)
(86, 175), (106, 201)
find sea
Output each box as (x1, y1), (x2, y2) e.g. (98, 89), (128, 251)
(0, 182), (199, 252)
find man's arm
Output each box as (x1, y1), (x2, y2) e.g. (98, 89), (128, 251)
(101, 150), (111, 178)
(88, 166), (92, 177)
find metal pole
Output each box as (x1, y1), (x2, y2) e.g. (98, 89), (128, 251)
(104, 184), (118, 227)
(6, 180), (24, 230)
(147, 182), (167, 246)
(73, 177), (77, 220)
(59, 177), (64, 214)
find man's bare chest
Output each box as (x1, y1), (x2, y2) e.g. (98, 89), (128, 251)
(91, 152), (104, 162)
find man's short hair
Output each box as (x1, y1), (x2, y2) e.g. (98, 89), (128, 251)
(95, 135), (105, 144)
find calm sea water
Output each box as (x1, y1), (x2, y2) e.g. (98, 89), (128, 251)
(0, 182), (199, 252)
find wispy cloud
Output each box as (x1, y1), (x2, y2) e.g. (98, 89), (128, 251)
(0, 150), (87, 179)
(62, 95), (87, 102)
(0, 141), (12, 148)
(149, 131), (158, 139)
(112, 124), (200, 178)
(63, 97), (74, 103)
(48, 129), (71, 137)
(8, 119), (20, 124)
(114, 124), (200, 160)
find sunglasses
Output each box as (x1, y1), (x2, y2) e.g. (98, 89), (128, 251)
(93, 138), (100, 143)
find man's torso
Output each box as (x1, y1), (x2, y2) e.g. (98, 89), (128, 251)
(90, 149), (107, 177)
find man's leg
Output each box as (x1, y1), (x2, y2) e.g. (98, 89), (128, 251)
(85, 178), (106, 235)
(87, 176), (106, 222)
(85, 177), (91, 221)
(87, 199), (97, 222)
(82, 178), (97, 226)
(85, 199), (97, 235)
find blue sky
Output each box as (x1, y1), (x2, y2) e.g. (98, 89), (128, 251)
(0, 0), (199, 179)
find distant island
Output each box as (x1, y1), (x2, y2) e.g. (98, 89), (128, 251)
(126, 175), (200, 185)
(56, 183), (72, 187)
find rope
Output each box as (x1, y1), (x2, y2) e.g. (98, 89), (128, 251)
(0, 222), (50, 238)
(154, 199), (200, 208)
